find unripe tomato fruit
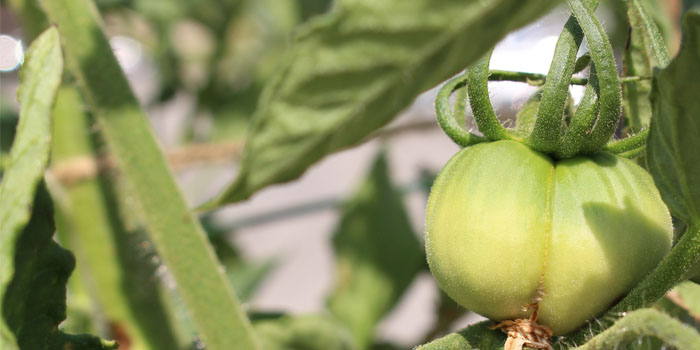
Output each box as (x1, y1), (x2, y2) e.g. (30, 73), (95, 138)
(425, 140), (672, 335)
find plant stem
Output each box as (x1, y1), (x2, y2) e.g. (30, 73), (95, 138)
(488, 70), (648, 86)
(39, 1), (260, 349)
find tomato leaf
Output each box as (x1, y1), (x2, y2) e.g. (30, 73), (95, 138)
(0, 27), (63, 349)
(3, 184), (118, 350)
(327, 151), (424, 348)
(415, 321), (506, 350)
(205, 0), (559, 207)
(621, 0), (670, 133)
(646, 9), (700, 225)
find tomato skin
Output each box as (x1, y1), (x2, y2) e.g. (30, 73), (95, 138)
(425, 140), (672, 335)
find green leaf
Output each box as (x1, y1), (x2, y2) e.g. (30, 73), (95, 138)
(573, 308), (700, 350)
(39, 1), (260, 348)
(327, 151), (424, 348)
(50, 86), (182, 350)
(672, 281), (700, 320)
(621, 0), (671, 133)
(206, 232), (275, 302)
(415, 321), (506, 350)
(206, 0), (559, 207)
(3, 184), (118, 350)
(646, 9), (700, 225)
(0, 27), (63, 349)
(254, 314), (355, 350)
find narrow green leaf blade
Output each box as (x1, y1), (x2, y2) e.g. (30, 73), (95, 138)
(415, 321), (506, 350)
(39, 1), (260, 348)
(327, 151), (424, 348)
(622, 0), (671, 132)
(646, 9), (700, 224)
(50, 86), (182, 350)
(0, 27), (62, 349)
(207, 0), (558, 207)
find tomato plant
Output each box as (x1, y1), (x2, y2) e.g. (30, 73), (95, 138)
(1, 0), (699, 350)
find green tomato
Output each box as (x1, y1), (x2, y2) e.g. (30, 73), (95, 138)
(425, 140), (672, 335)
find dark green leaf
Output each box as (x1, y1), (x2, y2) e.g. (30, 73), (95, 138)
(622, 0), (671, 133)
(206, 0), (559, 207)
(3, 184), (117, 350)
(327, 151), (424, 348)
(0, 27), (63, 349)
(646, 9), (700, 225)
(254, 314), (355, 350)
(415, 321), (506, 350)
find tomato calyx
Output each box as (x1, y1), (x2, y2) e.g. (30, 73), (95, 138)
(435, 0), (647, 159)
(492, 307), (553, 350)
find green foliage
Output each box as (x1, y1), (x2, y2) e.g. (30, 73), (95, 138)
(415, 321), (506, 350)
(647, 9), (700, 226)
(50, 86), (182, 350)
(328, 151), (424, 348)
(621, 0), (671, 133)
(204, 226), (275, 302)
(39, 0), (260, 348)
(254, 314), (355, 350)
(0, 27), (63, 348)
(206, 0), (559, 207)
(0, 27), (114, 350)
(575, 309), (700, 349)
(3, 185), (118, 350)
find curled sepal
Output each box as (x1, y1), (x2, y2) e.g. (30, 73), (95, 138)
(528, 1), (595, 153)
(567, 0), (622, 154)
(467, 51), (510, 141)
(435, 73), (487, 147)
(604, 129), (649, 155)
(556, 65), (600, 158)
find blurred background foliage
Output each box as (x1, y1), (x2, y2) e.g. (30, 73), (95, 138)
(3, 0), (700, 349)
